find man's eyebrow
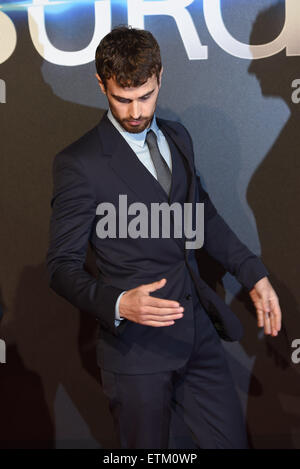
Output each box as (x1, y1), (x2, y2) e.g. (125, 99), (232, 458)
(112, 88), (155, 101)
(140, 88), (155, 98)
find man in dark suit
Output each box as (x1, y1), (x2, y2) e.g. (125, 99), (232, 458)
(46, 27), (281, 449)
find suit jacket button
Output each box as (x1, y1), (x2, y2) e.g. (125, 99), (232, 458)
(186, 294), (192, 300)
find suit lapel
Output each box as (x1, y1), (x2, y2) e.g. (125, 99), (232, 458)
(157, 119), (195, 206)
(157, 120), (196, 251)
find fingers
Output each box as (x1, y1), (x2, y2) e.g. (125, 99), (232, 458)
(263, 310), (272, 335)
(262, 299), (272, 335)
(269, 296), (282, 336)
(256, 308), (264, 328)
(137, 303), (184, 327)
(143, 320), (176, 327)
(138, 288), (184, 324)
(268, 306), (277, 337)
(146, 296), (181, 309)
(251, 281), (282, 337)
(139, 306), (184, 318)
(271, 296), (282, 331)
(123, 278), (185, 327)
(259, 296), (282, 337)
(143, 278), (167, 293)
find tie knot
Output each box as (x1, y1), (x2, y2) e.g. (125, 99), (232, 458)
(146, 129), (157, 146)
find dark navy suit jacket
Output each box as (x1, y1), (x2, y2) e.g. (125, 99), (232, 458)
(46, 113), (268, 373)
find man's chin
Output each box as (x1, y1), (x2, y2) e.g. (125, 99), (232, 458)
(122, 120), (151, 134)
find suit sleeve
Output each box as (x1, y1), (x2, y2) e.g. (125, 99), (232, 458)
(46, 151), (125, 336)
(181, 123), (269, 291)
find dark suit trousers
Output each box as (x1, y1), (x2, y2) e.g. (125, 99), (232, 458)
(100, 299), (249, 449)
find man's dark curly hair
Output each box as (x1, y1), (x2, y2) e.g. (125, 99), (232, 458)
(95, 26), (162, 89)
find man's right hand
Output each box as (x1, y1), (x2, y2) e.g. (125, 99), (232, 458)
(119, 278), (184, 327)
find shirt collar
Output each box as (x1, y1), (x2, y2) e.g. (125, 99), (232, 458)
(107, 108), (160, 148)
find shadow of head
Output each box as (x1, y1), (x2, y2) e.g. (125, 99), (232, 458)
(248, 1), (300, 107)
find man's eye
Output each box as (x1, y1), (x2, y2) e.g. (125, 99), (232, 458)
(140, 96), (150, 101)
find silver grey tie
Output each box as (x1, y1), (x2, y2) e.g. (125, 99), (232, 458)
(146, 130), (172, 197)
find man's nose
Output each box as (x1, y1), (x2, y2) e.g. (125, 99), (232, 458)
(129, 101), (141, 119)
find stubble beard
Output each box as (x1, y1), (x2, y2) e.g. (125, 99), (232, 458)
(121, 116), (153, 134)
(110, 97), (158, 134)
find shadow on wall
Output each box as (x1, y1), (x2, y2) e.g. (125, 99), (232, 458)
(230, 2), (300, 449)
(161, 1), (300, 450)
(0, 13), (118, 448)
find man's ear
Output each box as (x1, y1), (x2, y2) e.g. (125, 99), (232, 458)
(95, 73), (106, 95)
(158, 67), (163, 89)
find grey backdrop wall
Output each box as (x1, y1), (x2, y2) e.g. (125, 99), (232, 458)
(0, 0), (300, 449)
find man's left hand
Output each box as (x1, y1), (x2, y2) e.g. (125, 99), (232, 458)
(249, 277), (282, 337)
